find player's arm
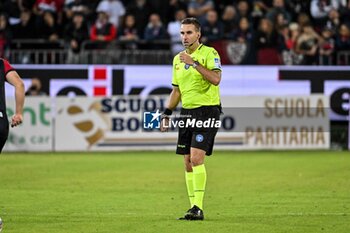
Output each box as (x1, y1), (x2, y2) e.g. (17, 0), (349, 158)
(6, 71), (25, 127)
(179, 52), (221, 86)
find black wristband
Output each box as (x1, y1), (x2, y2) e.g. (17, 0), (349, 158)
(163, 108), (173, 116)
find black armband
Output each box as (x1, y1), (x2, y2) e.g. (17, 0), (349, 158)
(163, 108), (173, 116)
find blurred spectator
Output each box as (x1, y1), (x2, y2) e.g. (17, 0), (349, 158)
(296, 24), (322, 65)
(221, 5), (238, 39)
(25, 77), (47, 96)
(96, 0), (125, 27)
(90, 11), (117, 42)
(234, 17), (254, 44)
(144, 13), (167, 49)
(236, 0), (251, 20)
(188, 0), (215, 23)
(285, 0), (310, 21)
(126, 0), (154, 39)
(64, 12), (89, 63)
(310, 0), (340, 28)
(167, 9), (187, 56)
(12, 9), (37, 39)
(335, 23), (350, 51)
(266, 0), (291, 24)
(63, 0), (90, 22)
(326, 9), (341, 31)
(33, 0), (64, 26)
(254, 18), (282, 64)
(0, 14), (12, 58)
(319, 26), (335, 64)
(167, 0), (188, 23)
(233, 16), (255, 64)
(280, 22), (303, 65)
(297, 12), (312, 28)
(2, 0), (25, 25)
(37, 10), (60, 41)
(201, 9), (224, 43)
(339, 0), (350, 24)
(118, 14), (140, 49)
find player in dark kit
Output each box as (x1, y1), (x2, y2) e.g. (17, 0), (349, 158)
(160, 18), (222, 220)
(0, 58), (25, 153)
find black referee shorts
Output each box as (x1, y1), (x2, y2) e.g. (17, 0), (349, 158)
(176, 106), (221, 156)
(0, 116), (9, 153)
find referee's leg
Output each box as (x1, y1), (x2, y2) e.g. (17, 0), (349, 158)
(190, 147), (207, 216)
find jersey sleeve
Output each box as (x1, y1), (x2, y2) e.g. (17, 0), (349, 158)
(172, 56), (179, 86)
(206, 48), (222, 71)
(2, 59), (15, 78)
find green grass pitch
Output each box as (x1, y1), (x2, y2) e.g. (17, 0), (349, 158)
(0, 151), (349, 233)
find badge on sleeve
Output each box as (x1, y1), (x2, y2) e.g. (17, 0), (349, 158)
(214, 58), (221, 69)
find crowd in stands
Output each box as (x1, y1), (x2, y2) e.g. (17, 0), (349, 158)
(1, 0), (350, 65)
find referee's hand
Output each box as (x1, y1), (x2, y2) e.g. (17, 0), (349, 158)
(11, 114), (23, 128)
(179, 52), (194, 65)
(160, 117), (169, 132)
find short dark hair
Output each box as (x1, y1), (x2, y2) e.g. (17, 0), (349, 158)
(181, 17), (201, 31)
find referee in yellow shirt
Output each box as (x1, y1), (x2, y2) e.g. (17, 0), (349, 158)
(160, 17), (222, 221)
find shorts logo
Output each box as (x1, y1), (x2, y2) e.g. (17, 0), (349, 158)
(196, 134), (204, 142)
(143, 110), (162, 129)
(184, 64), (190, 70)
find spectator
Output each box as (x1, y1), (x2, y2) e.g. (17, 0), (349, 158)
(25, 77), (47, 96)
(254, 18), (282, 64)
(2, 0), (25, 25)
(166, 0), (188, 23)
(64, 12), (89, 63)
(12, 9), (37, 39)
(187, 0), (215, 23)
(167, 9), (187, 55)
(233, 16), (255, 64)
(118, 14), (140, 49)
(296, 23), (322, 65)
(0, 14), (12, 58)
(144, 13), (167, 49)
(297, 12), (312, 28)
(310, 0), (340, 28)
(126, 0), (154, 39)
(63, 0), (91, 22)
(326, 9), (341, 31)
(280, 22), (304, 65)
(201, 9), (224, 43)
(266, 0), (291, 24)
(96, 0), (125, 28)
(335, 23), (350, 51)
(236, 0), (251, 20)
(33, 0), (64, 26)
(90, 10), (117, 42)
(319, 26), (335, 64)
(37, 10), (59, 41)
(221, 5), (238, 39)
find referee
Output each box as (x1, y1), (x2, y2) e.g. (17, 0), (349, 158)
(0, 58), (25, 153)
(160, 18), (222, 221)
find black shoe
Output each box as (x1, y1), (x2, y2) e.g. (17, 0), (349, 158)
(185, 205), (204, 220)
(177, 208), (192, 220)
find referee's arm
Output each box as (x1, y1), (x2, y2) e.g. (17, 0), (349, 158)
(166, 86), (181, 110)
(194, 65), (221, 86)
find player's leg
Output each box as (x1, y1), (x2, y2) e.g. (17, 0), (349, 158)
(0, 118), (9, 153)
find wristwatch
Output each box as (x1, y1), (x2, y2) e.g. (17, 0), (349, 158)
(192, 61), (200, 68)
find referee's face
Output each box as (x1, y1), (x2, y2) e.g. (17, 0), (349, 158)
(180, 24), (200, 48)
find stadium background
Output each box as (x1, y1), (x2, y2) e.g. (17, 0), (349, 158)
(1, 0), (350, 232)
